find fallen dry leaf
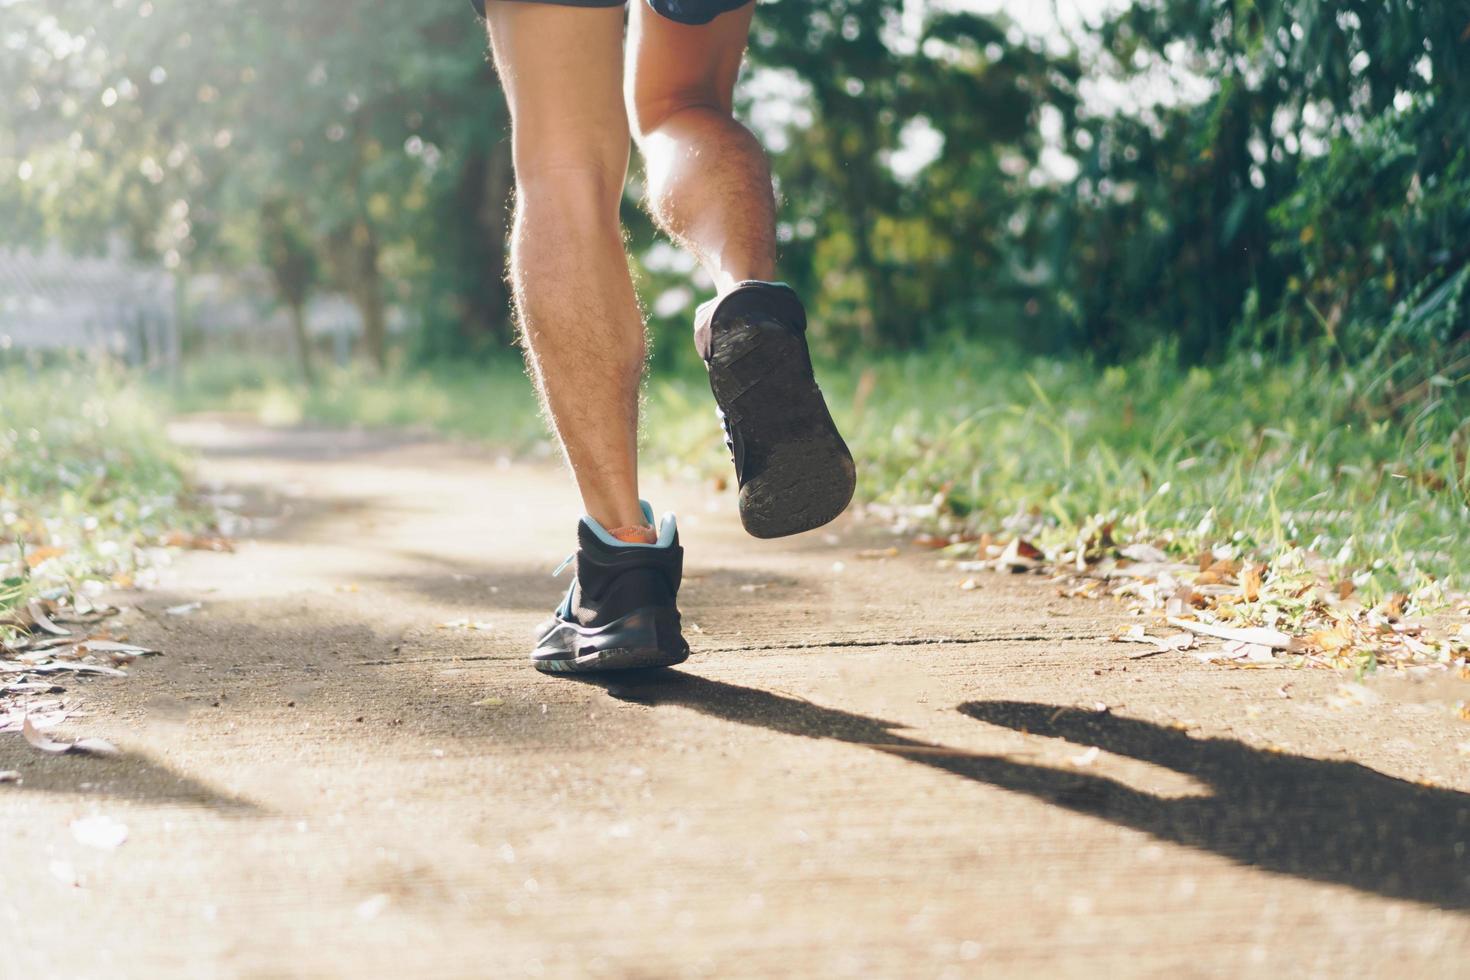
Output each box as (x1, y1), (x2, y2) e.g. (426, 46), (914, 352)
(1221, 640), (1277, 663)
(49, 860), (79, 887)
(1308, 625), (1355, 653)
(998, 538), (1042, 572)
(1121, 543), (1168, 564)
(1242, 564), (1263, 603)
(25, 546), (66, 568)
(1168, 617), (1298, 651)
(162, 530), (234, 552)
(438, 618), (494, 631)
(21, 718), (120, 757)
(71, 815), (128, 850)
(26, 600), (70, 637)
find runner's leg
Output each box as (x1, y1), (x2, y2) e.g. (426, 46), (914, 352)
(625, 2), (775, 296)
(486, 3), (650, 535)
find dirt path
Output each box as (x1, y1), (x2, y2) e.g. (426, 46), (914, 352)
(4, 420), (1468, 977)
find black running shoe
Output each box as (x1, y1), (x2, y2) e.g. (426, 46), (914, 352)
(532, 504), (690, 674)
(695, 281), (857, 539)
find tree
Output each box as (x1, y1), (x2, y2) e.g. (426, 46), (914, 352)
(0, 0), (517, 365)
(260, 197), (319, 384)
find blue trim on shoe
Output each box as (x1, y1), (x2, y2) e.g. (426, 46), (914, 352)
(581, 500), (678, 550)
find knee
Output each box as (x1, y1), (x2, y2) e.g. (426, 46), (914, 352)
(512, 147), (629, 223)
(626, 83), (730, 143)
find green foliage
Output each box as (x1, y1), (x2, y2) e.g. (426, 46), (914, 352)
(0, 0), (515, 356)
(0, 355), (202, 625)
(746, 2), (1081, 349)
(643, 339), (1469, 590)
(1053, 0), (1470, 358)
(2, 0), (1466, 365)
(172, 339), (1470, 592)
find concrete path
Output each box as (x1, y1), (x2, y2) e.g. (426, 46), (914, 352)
(4, 420), (1468, 977)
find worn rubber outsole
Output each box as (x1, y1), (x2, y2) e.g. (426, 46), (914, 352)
(709, 314), (857, 539)
(532, 607), (690, 675)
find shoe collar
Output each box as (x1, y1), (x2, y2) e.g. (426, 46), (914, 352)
(553, 500), (678, 578)
(582, 500), (678, 549)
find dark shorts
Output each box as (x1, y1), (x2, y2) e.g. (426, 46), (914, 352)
(470, 0), (750, 26)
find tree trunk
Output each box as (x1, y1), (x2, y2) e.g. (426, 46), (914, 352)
(454, 140), (516, 348)
(289, 300), (315, 385)
(478, 137), (515, 345)
(339, 218), (387, 373)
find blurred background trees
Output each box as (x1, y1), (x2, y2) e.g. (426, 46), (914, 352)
(1, 0), (1465, 370)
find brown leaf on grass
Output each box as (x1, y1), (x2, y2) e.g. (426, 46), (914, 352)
(912, 534), (950, 550)
(162, 530), (235, 553)
(1165, 584), (1196, 617)
(1013, 539), (1044, 560)
(1308, 625), (1355, 653)
(21, 718), (120, 757)
(998, 538), (1043, 572)
(1381, 593), (1408, 621)
(1242, 564), (1264, 603)
(25, 546), (66, 568)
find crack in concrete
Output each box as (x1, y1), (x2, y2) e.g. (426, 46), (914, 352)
(349, 631), (1113, 667)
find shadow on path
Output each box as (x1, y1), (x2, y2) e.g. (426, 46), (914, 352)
(0, 741), (262, 813)
(574, 669), (1470, 910)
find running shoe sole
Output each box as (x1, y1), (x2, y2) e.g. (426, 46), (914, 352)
(708, 307), (857, 539)
(532, 607), (689, 675)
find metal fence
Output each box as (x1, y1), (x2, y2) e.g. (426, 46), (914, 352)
(0, 245), (178, 368)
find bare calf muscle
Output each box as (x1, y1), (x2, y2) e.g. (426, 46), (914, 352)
(483, 0), (852, 671)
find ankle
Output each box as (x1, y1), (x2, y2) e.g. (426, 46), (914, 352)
(713, 267), (777, 296)
(606, 523), (658, 545)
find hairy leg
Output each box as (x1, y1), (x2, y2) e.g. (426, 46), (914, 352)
(625, 2), (775, 295)
(486, 4), (650, 534)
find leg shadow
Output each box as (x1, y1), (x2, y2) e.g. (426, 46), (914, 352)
(570, 670), (1470, 909)
(0, 742), (262, 813)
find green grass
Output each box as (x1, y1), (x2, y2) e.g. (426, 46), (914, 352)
(653, 341), (1470, 595)
(168, 355), (546, 448)
(165, 342), (1470, 597)
(1, 357), (202, 634)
